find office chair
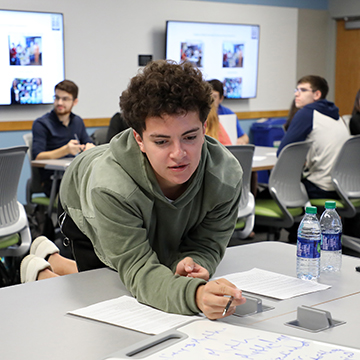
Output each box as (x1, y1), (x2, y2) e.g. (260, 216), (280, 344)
(255, 141), (312, 240)
(226, 145), (255, 239)
(90, 127), (109, 145)
(0, 146), (32, 284)
(310, 135), (360, 253)
(23, 132), (51, 208)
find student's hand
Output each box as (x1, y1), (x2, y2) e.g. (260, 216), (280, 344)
(67, 139), (84, 155)
(195, 278), (246, 320)
(84, 142), (96, 151)
(236, 133), (249, 145)
(175, 257), (209, 281)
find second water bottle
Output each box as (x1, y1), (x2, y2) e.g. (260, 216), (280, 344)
(296, 206), (321, 281)
(320, 201), (342, 272)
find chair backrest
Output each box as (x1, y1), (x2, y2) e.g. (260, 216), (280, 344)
(332, 135), (360, 203)
(0, 146), (28, 228)
(269, 141), (312, 208)
(226, 145), (255, 215)
(23, 132), (46, 203)
(91, 127), (109, 145)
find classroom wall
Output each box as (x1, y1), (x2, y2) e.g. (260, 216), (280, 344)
(0, 0), (331, 204)
(296, 9), (329, 81)
(328, 0), (360, 17)
(1, 0), (300, 122)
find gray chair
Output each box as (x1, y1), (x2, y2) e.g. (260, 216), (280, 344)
(226, 145), (255, 239)
(0, 146), (32, 283)
(255, 141), (312, 240)
(310, 135), (360, 253)
(23, 132), (51, 207)
(91, 127), (109, 145)
(314, 135), (360, 218)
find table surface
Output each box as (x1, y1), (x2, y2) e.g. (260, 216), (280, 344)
(252, 145), (277, 171)
(1, 242), (359, 360)
(31, 157), (72, 170)
(31, 146), (277, 172)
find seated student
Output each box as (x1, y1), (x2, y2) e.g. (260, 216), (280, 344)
(277, 75), (350, 199)
(106, 112), (129, 143)
(207, 79), (249, 145)
(205, 103), (232, 145)
(21, 60), (246, 320)
(350, 89), (360, 135)
(32, 80), (95, 196)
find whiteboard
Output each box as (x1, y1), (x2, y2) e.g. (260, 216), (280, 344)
(107, 319), (360, 359)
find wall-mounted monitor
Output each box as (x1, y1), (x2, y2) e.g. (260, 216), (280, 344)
(0, 9), (64, 106)
(166, 20), (260, 99)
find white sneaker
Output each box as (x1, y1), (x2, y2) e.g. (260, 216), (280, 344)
(30, 236), (59, 259)
(20, 254), (52, 283)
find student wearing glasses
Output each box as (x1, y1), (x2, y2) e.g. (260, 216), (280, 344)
(32, 80), (94, 196)
(277, 75), (350, 199)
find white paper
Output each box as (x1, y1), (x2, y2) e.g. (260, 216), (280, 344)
(218, 114), (238, 145)
(222, 268), (331, 299)
(253, 155), (266, 161)
(68, 295), (196, 335)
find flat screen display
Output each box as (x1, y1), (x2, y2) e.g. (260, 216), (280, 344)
(166, 20), (260, 99)
(0, 9), (64, 105)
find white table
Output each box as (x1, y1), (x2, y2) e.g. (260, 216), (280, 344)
(214, 242), (360, 350)
(252, 145), (277, 171)
(1, 242), (359, 359)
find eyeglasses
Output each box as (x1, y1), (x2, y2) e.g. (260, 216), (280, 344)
(294, 87), (315, 94)
(54, 95), (73, 102)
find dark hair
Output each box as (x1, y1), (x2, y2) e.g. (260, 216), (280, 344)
(352, 89), (360, 117)
(297, 75), (328, 99)
(284, 99), (299, 132)
(55, 80), (78, 100)
(120, 60), (213, 136)
(207, 79), (224, 98)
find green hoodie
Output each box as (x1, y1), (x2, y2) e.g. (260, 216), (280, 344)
(60, 129), (242, 315)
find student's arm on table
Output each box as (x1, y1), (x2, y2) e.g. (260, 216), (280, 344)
(36, 139), (84, 159)
(236, 133), (249, 145)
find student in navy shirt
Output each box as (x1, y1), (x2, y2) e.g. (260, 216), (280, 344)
(32, 80), (95, 196)
(207, 79), (249, 145)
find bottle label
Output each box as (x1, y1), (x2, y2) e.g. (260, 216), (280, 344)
(297, 237), (321, 258)
(321, 232), (342, 251)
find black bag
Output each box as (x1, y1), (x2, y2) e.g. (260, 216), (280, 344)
(343, 214), (360, 238)
(25, 204), (55, 241)
(0, 260), (11, 288)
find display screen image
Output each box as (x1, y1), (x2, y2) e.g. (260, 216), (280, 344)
(166, 20), (260, 99)
(1, 9), (64, 105)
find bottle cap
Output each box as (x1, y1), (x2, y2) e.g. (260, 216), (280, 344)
(325, 201), (336, 209)
(305, 206), (317, 214)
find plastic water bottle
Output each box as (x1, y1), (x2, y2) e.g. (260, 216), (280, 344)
(320, 201), (342, 272)
(296, 206), (321, 281)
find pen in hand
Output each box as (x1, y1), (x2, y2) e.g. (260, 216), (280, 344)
(74, 133), (84, 153)
(222, 296), (234, 316)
